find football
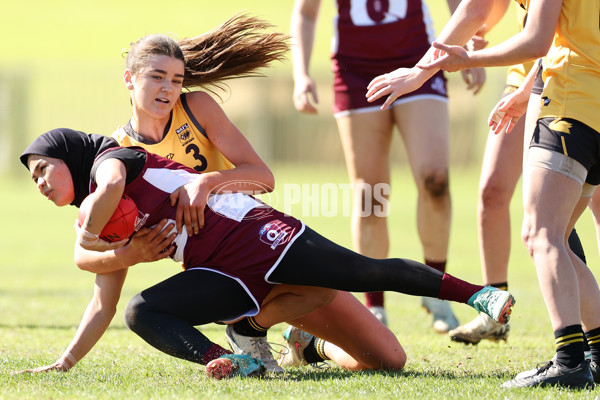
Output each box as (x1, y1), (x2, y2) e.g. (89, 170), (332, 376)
(78, 194), (138, 242)
(206, 357), (236, 380)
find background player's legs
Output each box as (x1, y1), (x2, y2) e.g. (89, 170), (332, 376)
(336, 109), (393, 324)
(392, 98), (456, 333)
(449, 111), (524, 344)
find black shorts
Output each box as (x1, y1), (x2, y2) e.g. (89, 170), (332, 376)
(530, 117), (600, 185)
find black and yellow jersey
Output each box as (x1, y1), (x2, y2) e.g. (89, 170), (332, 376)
(112, 93), (234, 173)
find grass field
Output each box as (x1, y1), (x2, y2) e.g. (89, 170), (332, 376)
(3, 1), (598, 398)
(3, 164), (600, 399)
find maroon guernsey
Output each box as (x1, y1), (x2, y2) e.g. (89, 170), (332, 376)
(94, 148), (304, 316)
(330, 0), (447, 113)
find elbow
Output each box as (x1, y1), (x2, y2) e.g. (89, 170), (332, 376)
(529, 43), (552, 60)
(265, 170), (275, 193)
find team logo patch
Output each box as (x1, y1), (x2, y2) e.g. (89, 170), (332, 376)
(549, 118), (572, 134)
(259, 221), (289, 250)
(176, 124), (193, 145)
(542, 96), (551, 106)
(430, 77), (447, 96)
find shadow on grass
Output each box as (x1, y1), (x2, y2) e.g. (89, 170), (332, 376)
(0, 323), (130, 330)
(260, 366), (517, 382)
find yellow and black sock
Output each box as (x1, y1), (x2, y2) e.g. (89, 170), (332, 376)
(232, 317), (268, 337)
(585, 327), (600, 364)
(555, 325), (585, 368)
(489, 282), (508, 291)
(303, 337), (330, 364)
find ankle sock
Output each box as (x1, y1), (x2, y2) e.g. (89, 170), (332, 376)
(555, 324), (585, 368)
(233, 317), (268, 337)
(303, 337), (330, 364)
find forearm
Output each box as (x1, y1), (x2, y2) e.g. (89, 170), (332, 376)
(200, 164), (275, 195)
(75, 244), (138, 273)
(57, 270), (126, 369)
(62, 297), (117, 365)
(435, 0), (492, 49)
(464, 33), (549, 69)
(290, 0), (319, 80)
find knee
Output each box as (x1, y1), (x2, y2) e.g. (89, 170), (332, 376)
(364, 344), (407, 371)
(521, 218), (555, 258)
(421, 169), (449, 200)
(380, 347), (407, 371)
(479, 180), (512, 211)
(124, 293), (148, 332)
(353, 182), (390, 218)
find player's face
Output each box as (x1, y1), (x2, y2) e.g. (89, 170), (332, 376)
(126, 54), (185, 121)
(28, 155), (75, 207)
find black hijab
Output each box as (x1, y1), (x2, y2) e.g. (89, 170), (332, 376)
(20, 128), (119, 207)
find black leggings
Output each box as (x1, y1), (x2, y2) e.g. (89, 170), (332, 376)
(270, 227), (444, 295)
(125, 269), (255, 364)
(126, 227), (445, 364)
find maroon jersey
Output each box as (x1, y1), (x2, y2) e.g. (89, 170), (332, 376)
(331, 0), (446, 114)
(333, 0), (434, 64)
(95, 148), (305, 311)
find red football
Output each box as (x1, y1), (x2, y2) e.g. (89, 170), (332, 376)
(78, 194), (138, 242)
(206, 357), (235, 380)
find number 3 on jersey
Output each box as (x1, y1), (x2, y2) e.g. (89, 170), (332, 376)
(349, 0), (408, 26)
(185, 143), (208, 171)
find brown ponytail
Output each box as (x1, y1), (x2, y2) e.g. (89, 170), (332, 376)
(126, 14), (289, 92)
(179, 14), (290, 90)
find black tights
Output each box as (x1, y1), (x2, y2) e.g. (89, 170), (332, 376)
(125, 269), (255, 364)
(126, 227), (445, 363)
(270, 227), (444, 295)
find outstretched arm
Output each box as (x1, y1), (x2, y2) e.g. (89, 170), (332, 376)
(420, 0), (560, 71)
(15, 269), (128, 373)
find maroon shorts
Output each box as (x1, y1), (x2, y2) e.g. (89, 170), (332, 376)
(332, 56), (448, 115)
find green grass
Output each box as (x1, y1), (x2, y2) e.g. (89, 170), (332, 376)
(3, 165), (600, 399)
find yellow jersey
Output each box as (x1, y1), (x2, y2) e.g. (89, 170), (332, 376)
(112, 93), (235, 172)
(517, 0), (600, 132)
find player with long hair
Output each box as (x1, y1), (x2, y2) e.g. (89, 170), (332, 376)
(19, 127), (515, 378)
(14, 15), (404, 374)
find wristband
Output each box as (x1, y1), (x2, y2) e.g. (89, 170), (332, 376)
(78, 229), (100, 246)
(57, 351), (77, 370)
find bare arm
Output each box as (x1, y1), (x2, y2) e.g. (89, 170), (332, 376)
(15, 269), (128, 373)
(422, 0), (561, 71)
(290, 0), (321, 114)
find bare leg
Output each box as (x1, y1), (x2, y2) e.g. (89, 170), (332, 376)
(255, 285), (337, 328)
(288, 291), (406, 371)
(336, 110), (393, 314)
(478, 117), (524, 285)
(392, 99), (451, 265)
(392, 99), (456, 333)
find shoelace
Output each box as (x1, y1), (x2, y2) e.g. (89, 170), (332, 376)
(255, 339), (287, 361)
(534, 361), (554, 374)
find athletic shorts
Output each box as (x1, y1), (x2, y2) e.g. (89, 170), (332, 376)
(332, 56), (448, 116)
(529, 117), (600, 185)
